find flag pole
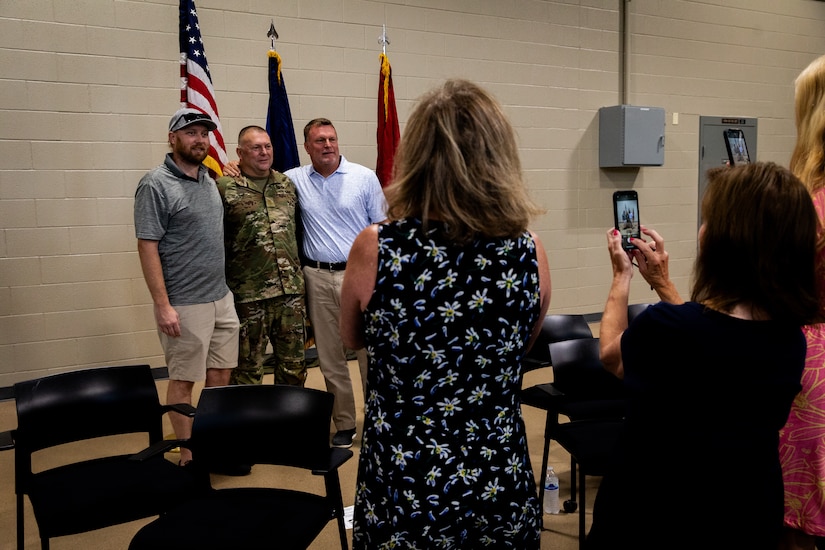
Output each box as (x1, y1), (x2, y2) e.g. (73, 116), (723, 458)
(379, 24), (388, 55)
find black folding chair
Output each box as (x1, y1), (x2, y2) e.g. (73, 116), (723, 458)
(538, 338), (626, 547)
(627, 302), (653, 323)
(0, 365), (198, 550)
(520, 314), (594, 511)
(129, 384), (353, 550)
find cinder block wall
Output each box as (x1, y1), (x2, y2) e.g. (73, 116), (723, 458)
(1, 0), (824, 385)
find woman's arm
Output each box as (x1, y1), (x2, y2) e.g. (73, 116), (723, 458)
(600, 228), (634, 379)
(525, 231), (552, 353)
(339, 225), (379, 350)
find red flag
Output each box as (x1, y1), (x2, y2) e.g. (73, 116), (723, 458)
(179, 0), (227, 177)
(376, 53), (400, 188)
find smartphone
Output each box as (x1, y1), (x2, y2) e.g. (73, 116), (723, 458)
(723, 129), (751, 166)
(613, 190), (640, 250)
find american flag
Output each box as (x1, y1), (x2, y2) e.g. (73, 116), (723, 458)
(179, 0), (226, 176)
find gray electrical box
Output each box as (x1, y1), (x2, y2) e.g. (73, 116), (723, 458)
(599, 105), (666, 167)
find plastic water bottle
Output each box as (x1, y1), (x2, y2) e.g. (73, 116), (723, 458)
(543, 465), (560, 514)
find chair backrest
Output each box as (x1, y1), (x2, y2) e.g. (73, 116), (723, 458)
(548, 338), (625, 400)
(627, 302), (653, 323)
(189, 385), (335, 472)
(13, 364), (163, 454)
(524, 314), (593, 370)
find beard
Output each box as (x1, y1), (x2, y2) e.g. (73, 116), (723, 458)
(174, 141), (209, 165)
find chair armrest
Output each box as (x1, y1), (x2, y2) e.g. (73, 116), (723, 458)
(0, 429), (14, 451)
(522, 357), (551, 373)
(520, 383), (567, 411)
(161, 403), (197, 417)
(536, 383), (564, 398)
(312, 447), (354, 475)
(130, 438), (188, 461)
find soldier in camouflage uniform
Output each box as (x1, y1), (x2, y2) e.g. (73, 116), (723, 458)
(216, 126), (306, 386)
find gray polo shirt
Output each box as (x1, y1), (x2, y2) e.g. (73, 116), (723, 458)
(134, 154), (228, 305)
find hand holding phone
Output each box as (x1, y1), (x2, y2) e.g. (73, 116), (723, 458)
(613, 190), (640, 250)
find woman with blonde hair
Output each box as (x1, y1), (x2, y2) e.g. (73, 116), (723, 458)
(779, 53), (825, 550)
(341, 79), (551, 549)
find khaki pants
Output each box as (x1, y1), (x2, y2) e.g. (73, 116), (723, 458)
(302, 266), (368, 431)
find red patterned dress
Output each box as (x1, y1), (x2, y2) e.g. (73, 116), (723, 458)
(779, 188), (825, 537)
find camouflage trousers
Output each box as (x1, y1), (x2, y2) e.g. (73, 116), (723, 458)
(230, 294), (307, 386)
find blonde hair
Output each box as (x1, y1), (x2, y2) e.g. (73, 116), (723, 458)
(386, 79), (544, 244)
(791, 54), (825, 192)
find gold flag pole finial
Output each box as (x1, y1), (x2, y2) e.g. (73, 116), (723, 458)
(268, 19), (279, 50)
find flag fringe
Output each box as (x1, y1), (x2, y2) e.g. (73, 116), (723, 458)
(269, 50), (282, 85)
(380, 53), (391, 122)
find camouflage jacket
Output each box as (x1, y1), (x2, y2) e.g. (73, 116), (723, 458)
(216, 171), (304, 303)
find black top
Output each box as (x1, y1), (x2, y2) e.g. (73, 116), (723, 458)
(588, 301), (805, 550)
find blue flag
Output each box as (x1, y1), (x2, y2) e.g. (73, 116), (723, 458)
(266, 50), (299, 173)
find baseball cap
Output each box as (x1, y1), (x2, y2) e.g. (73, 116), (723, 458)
(169, 108), (217, 132)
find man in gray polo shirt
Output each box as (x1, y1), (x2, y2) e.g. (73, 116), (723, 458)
(134, 108), (240, 467)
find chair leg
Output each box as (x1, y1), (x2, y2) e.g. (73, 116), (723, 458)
(17, 493), (24, 550)
(324, 473), (349, 550)
(538, 435), (550, 512)
(336, 512), (348, 550)
(538, 410), (558, 529)
(569, 454), (577, 506)
(540, 412), (561, 501)
(578, 466), (586, 549)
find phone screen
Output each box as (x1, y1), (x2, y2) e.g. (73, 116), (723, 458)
(724, 129), (751, 166)
(613, 190), (640, 250)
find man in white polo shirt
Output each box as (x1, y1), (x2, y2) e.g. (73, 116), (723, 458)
(286, 118), (387, 448)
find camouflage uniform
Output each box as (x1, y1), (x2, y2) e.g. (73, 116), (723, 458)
(216, 171), (306, 386)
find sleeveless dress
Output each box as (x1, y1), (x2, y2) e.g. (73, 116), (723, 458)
(351, 218), (543, 550)
(779, 188), (825, 537)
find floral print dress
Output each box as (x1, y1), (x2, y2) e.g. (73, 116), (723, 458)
(351, 218), (543, 550)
